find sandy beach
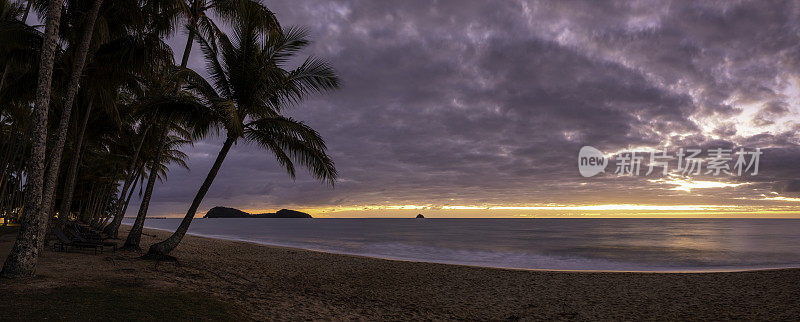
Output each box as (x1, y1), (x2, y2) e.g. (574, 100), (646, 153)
(2, 225), (800, 320)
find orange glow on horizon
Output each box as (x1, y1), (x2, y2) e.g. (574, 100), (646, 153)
(221, 202), (800, 219)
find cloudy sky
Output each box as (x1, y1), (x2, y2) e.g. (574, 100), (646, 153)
(131, 0), (800, 218)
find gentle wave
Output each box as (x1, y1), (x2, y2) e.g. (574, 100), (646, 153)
(124, 218), (800, 272)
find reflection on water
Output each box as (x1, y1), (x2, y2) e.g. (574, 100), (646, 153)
(124, 218), (800, 271)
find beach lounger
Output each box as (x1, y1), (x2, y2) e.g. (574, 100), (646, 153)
(53, 228), (104, 254)
(69, 227), (117, 252)
(73, 223), (112, 241)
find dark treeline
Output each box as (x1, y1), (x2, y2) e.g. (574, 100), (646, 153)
(0, 0), (339, 278)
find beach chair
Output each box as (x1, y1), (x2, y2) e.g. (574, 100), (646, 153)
(68, 226), (117, 252)
(77, 223), (112, 241)
(52, 228), (104, 254)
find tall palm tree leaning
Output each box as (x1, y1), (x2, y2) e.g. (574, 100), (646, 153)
(146, 18), (339, 258)
(122, 65), (206, 250)
(104, 0), (278, 237)
(1, 0), (66, 278)
(122, 128), (191, 249)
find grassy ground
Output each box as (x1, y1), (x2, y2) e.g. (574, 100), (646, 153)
(0, 286), (246, 321)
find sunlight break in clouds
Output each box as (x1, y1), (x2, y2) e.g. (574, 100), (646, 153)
(648, 177), (748, 192)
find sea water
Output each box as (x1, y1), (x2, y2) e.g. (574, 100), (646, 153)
(122, 218), (800, 272)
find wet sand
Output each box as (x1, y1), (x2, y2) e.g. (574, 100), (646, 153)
(2, 225), (799, 320)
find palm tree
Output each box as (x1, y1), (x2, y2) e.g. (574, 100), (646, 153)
(48, 0), (164, 222)
(147, 18), (339, 257)
(0, 2), (41, 107)
(0, 0), (24, 91)
(57, 30), (175, 228)
(40, 0), (104, 226)
(120, 65), (209, 250)
(100, 0), (186, 237)
(0, 105), (30, 224)
(0, 3), (38, 227)
(120, 0), (278, 237)
(102, 121), (151, 237)
(122, 128), (191, 250)
(70, 139), (125, 224)
(56, 97), (95, 225)
(177, 0), (278, 68)
(105, 0), (275, 239)
(1, 0), (66, 278)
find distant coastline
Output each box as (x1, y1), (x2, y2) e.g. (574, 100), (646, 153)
(203, 206), (312, 218)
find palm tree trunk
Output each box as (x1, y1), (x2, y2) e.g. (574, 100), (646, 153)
(77, 186), (85, 220)
(0, 123), (20, 210)
(114, 164), (142, 229)
(22, 0), (33, 23)
(122, 125), (169, 250)
(6, 124), (29, 223)
(9, 150), (25, 222)
(57, 101), (93, 225)
(121, 168), (141, 217)
(1, 0), (66, 278)
(41, 0), (104, 232)
(0, 64), (9, 92)
(180, 28), (196, 69)
(180, 2), (200, 69)
(82, 187), (95, 222)
(0, 143), (18, 217)
(147, 136), (235, 257)
(89, 188), (100, 224)
(92, 184), (106, 222)
(93, 184), (112, 227)
(88, 188), (99, 222)
(104, 124), (151, 237)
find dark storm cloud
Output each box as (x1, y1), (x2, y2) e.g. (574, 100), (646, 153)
(134, 0), (800, 216)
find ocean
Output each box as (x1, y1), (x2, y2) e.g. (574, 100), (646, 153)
(122, 218), (800, 272)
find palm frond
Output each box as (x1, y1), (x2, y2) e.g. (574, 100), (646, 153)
(192, 21), (233, 99)
(244, 116), (336, 185)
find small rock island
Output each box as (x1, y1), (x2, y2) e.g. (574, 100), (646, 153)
(416, 214), (425, 218)
(204, 206), (312, 218)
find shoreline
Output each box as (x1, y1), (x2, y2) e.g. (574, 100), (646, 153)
(4, 225), (800, 319)
(125, 223), (800, 274)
